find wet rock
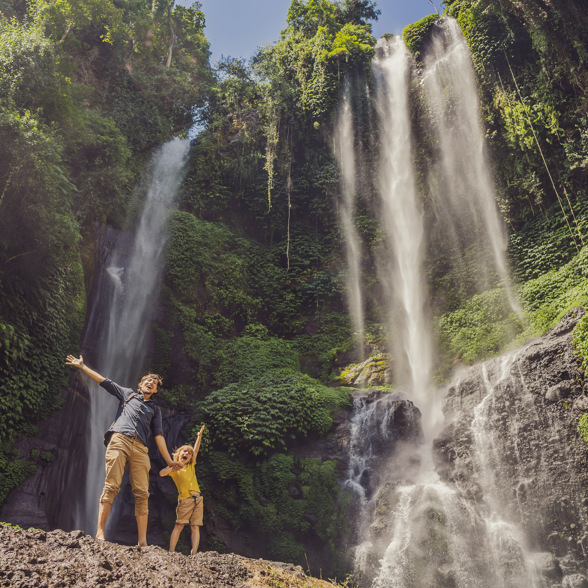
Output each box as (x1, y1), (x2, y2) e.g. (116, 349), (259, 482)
(434, 309), (588, 579)
(563, 574), (588, 588)
(533, 552), (562, 580)
(574, 396), (588, 412)
(546, 381), (573, 403)
(335, 354), (392, 387)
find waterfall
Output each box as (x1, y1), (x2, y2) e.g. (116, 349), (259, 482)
(372, 36), (439, 433)
(333, 85), (365, 358)
(342, 20), (540, 588)
(422, 18), (520, 314)
(74, 138), (190, 533)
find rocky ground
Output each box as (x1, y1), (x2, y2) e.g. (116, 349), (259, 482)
(0, 524), (338, 588)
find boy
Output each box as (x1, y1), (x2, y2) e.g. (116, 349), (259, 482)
(65, 354), (181, 546)
(160, 424), (206, 554)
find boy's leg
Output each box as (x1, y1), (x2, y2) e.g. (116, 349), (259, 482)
(189, 495), (204, 555)
(169, 523), (184, 552)
(97, 433), (130, 540)
(127, 441), (151, 546)
(190, 525), (200, 555)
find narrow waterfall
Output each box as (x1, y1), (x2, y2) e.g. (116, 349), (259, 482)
(75, 138), (190, 533)
(422, 18), (520, 314)
(333, 85), (365, 357)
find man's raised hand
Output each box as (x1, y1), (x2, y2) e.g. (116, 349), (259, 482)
(66, 354), (84, 368)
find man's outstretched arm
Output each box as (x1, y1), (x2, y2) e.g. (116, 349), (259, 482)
(66, 355), (105, 384)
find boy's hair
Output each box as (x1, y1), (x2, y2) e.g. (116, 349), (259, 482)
(173, 444), (196, 464)
(138, 373), (163, 392)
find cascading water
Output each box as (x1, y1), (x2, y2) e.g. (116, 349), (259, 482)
(422, 19), (520, 314)
(74, 138), (190, 534)
(340, 20), (542, 588)
(371, 36), (437, 431)
(350, 37), (461, 586)
(333, 85), (365, 357)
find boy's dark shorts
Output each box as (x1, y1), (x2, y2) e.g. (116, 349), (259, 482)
(176, 493), (203, 525)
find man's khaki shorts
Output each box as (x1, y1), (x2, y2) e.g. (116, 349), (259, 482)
(176, 493), (203, 525)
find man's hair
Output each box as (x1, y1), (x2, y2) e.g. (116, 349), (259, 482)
(172, 444), (195, 464)
(138, 373), (163, 392)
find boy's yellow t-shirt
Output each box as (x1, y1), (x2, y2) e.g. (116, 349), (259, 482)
(169, 462), (200, 500)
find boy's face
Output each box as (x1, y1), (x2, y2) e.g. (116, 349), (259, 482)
(178, 447), (193, 465)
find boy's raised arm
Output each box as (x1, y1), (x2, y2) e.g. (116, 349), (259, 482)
(193, 424), (205, 459)
(66, 354), (105, 384)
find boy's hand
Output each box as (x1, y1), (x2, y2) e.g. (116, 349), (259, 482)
(170, 460), (182, 472)
(198, 425), (205, 436)
(66, 354), (85, 368)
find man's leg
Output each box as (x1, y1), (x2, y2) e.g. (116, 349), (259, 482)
(98, 434), (129, 540)
(96, 503), (111, 541)
(190, 525), (200, 555)
(128, 441), (151, 546)
(136, 513), (148, 547)
(169, 523), (184, 552)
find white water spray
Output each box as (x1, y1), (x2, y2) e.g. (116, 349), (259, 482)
(333, 86), (365, 357)
(75, 138), (190, 533)
(422, 18), (520, 315)
(372, 36), (439, 433)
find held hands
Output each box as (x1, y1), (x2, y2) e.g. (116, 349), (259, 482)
(66, 354), (85, 369)
(170, 461), (182, 472)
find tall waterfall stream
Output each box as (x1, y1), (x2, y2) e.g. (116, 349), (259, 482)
(334, 19), (580, 588)
(74, 138), (190, 534)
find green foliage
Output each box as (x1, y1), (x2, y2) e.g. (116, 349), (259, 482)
(509, 199), (588, 282)
(256, 6), (376, 119)
(0, 459), (36, 505)
(438, 245), (588, 367)
(403, 14), (438, 64)
(0, 18), (71, 121)
(166, 212), (259, 324)
(198, 369), (350, 457)
(200, 450), (346, 573)
(212, 337), (300, 389)
(66, 109), (133, 227)
(30, 0), (124, 45)
(519, 246), (588, 334)
(578, 412), (588, 445)
(437, 288), (523, 365)
(573, 312), (588, 373)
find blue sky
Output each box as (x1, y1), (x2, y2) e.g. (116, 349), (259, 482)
(178, 0), (438, 63)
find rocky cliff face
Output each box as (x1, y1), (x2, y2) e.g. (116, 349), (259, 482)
(434, 308), (588, 585)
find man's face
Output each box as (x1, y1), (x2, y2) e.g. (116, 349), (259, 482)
(139, 375), (159, 396)
(179, 447), (193, 465)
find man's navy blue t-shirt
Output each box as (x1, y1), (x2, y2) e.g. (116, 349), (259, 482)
(100, 379), (163, 447)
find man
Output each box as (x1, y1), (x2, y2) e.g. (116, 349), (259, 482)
(66, 354), (181, 546)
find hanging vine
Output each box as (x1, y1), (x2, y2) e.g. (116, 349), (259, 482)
(264, 102), (280, 212)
